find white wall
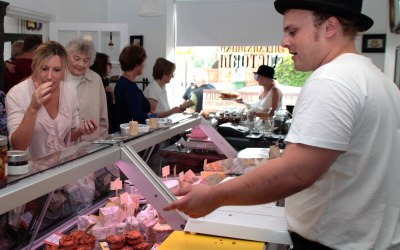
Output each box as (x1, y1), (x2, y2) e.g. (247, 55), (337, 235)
(5, 0), (107, 22)
(176, 0), (283, 46)
(106, 0), (168, 81)
(358, 0), (388, 73)
(3, 0), (399, 81)
(5, 0), (57, 16)
(55, 0), (108, 23)
(4, 16), (18, 33)
(384, 29), (399, 83)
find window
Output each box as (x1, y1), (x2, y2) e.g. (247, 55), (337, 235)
(175, 46), (310, 111)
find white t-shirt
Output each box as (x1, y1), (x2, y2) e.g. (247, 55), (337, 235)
(143, 81), (170, 114)
(245, 85), (283, 112)
(285, 53), (400, 249)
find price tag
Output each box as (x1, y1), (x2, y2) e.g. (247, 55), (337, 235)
(110, 178), (122, 191)
(21, 211), (33, 229)
(103, 174), (111, 186)
(44, 232), (64, 246)
(162, 165), (170, 178)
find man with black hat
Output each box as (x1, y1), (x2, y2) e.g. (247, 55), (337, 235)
(165, 0), (400, 249)
(236, 65), (282, 116)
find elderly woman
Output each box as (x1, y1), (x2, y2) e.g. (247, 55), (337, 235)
(65, 37), (108, 141)
(6, 41), (97, 157)
(143, 57), (184, 118)
(114, 44), (150, 125)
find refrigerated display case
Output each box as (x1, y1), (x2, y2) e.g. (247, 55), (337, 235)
(0, 114), (239, 249)
(0, 114), (290, 249)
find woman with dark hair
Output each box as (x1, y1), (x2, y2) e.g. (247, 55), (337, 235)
(90, 52), (109, 80)
(143, 57), (184, 118)
(114, 44), (150, 125)
(90, 52), (116, 133)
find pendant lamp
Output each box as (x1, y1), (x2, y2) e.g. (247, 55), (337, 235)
(108, 32), (114, 48)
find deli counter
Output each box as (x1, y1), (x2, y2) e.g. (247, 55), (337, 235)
(0, 114), (290, 249)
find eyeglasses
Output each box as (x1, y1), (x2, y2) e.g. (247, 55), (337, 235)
(107, 62), (112, 67)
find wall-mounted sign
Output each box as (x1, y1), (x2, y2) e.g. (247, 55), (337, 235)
(218, 46), (289, 89)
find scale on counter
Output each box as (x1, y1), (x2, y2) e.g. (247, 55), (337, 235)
(182, 138), (224, 154)
(184, 177), (292, 245)
(182, 123), (225, 154)
(185, 204), (291, 245)
(217, 122), (250, 137)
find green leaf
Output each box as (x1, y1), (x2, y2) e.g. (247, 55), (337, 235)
(275, 56), (311, 87)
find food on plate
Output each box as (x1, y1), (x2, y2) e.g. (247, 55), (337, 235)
(106, 235), (125, 250)
(79, 234), (96, 248)
(204, 158), (267, 174)
(147, 222), (173, 245)
(56, 230), (96, 250)
(75, 245), (94, 250)
(99, 206), (121, 227)
(125, 230), (144, 246)
(59, 235), (78, 249)
(219, 91), (240, 99)
(69, 230), (85, 241)
(132, 242), (151, 250)
(124, 216), (140, 231)
(199, 172), (226, 186)
(44, 245), (58, 250)
(121, 246), (134, 250)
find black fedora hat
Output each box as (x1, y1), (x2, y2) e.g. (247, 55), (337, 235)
(274, 0), (373, 32)
(254, 65), (275, 79)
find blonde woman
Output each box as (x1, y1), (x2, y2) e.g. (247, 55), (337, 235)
(6, 41), (97, 157)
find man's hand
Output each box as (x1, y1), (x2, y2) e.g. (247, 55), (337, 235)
(163, 182), (219, 218)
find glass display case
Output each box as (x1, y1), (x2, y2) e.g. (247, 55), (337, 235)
(0, 114), (237, 249)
